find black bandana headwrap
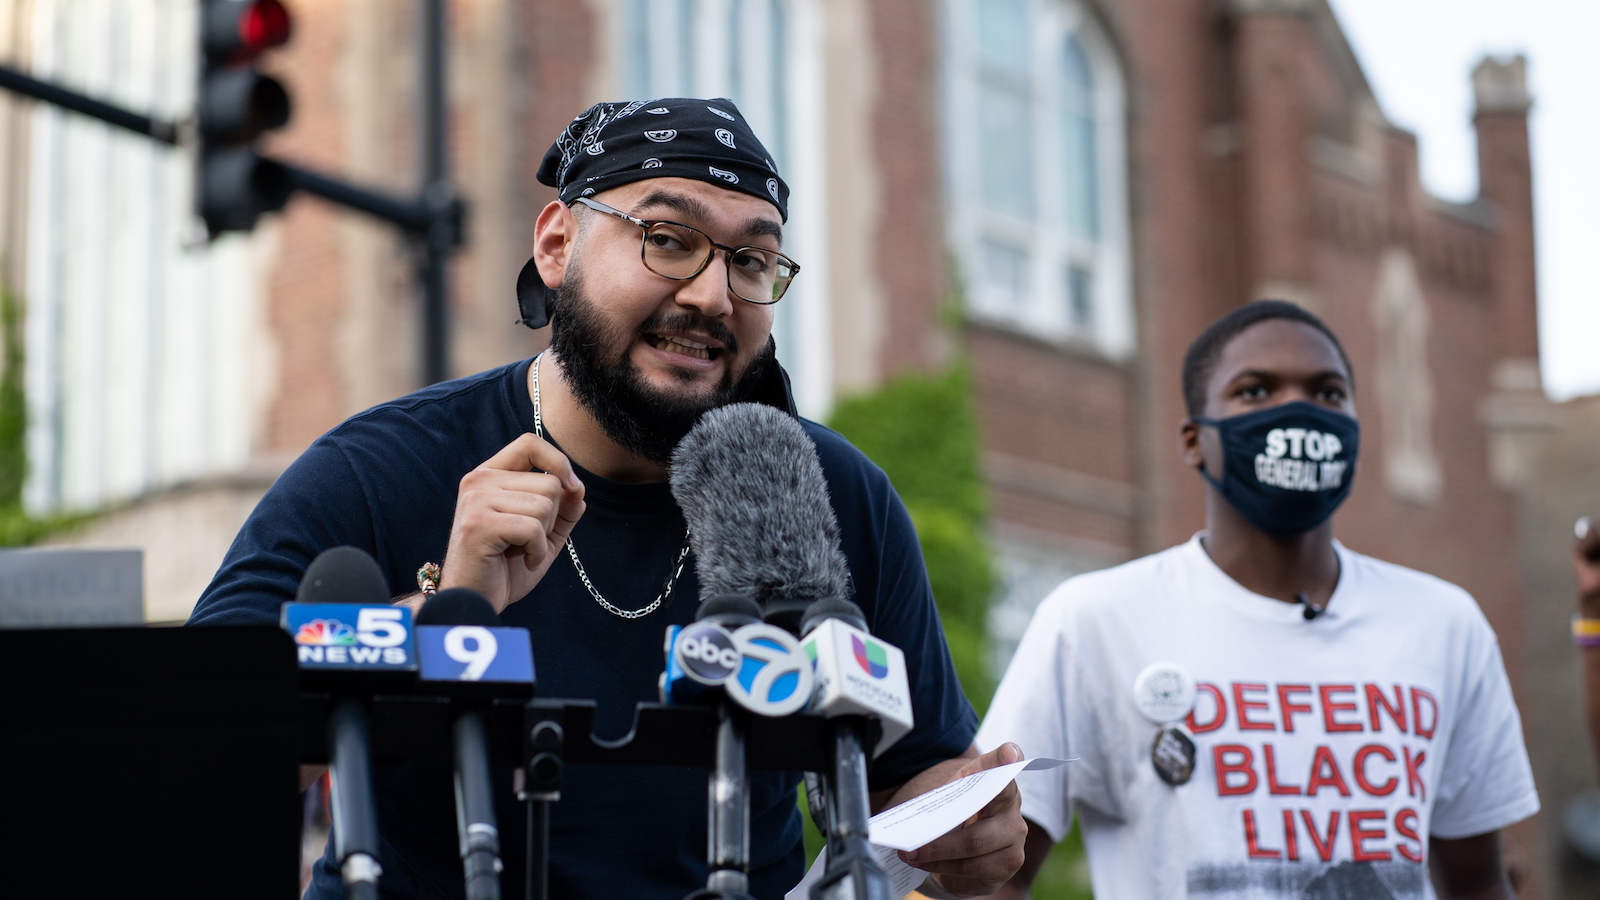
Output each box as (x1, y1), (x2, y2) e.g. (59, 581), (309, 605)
(517, 98), (789, 330)
(538, 98), (788, 219)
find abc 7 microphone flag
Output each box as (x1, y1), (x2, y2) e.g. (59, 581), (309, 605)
(663, 616), (914, 748)
(666, 620), (815, 716)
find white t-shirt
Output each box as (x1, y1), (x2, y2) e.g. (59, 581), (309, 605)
(977, 535), (1539, 900)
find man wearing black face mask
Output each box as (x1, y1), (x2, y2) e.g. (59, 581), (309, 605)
(976, 301), (1538, 899)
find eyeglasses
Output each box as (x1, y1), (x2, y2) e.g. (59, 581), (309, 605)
(570, 196), (800, 304)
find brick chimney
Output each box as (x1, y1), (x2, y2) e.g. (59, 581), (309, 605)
(1231, 0), (1318, 309)
(1474, 56), (1539, 364)
(1472, 55), (1554, 489)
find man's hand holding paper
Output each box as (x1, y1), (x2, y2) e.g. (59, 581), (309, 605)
(790, 749), (1069, 900)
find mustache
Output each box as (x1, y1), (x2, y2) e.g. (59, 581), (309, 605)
(637, 312), (739, 355)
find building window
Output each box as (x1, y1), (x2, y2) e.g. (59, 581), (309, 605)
(616, 0), (834, 417)
(977, 0), (1034, 220)
(945, 0), (1132, 355)
(20, 1), (262, 514)
(1372, 247), (1442, 504)
(623, 0), (789, 162)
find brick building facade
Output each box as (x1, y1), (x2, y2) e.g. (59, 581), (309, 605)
(0, 0), (1569, 892)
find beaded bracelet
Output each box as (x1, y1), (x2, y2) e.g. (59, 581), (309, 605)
(1572, 616), (1600, 648)
(416, 562), (441, 595)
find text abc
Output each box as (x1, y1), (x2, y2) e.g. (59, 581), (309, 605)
(679, 634), (739, 670)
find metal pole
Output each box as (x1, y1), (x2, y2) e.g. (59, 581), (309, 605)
(0, 63), (178, 144)
(286, 164), (430, 231)
(420, 0), (450, 386)
(328, 698), (383, 900)
(706, 701), (751, 896)
(453, 711), (502, 900)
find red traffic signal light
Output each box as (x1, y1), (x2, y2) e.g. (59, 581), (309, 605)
(203, 0), (292, 65)
(239, 0), (291, 50)
(198, 0), (295, 236)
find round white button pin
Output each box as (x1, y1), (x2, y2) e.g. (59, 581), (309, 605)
(1133, 661), (1196, 725)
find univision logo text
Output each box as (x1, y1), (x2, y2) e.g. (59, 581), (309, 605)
(842, 669), (907, 714)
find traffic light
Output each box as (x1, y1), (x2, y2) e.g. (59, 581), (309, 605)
(197, 0), (294, 235)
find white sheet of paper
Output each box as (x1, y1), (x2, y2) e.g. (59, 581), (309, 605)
(784, 843), (927, 900)
(785, 757), (1071, 900)
(868, 757), (1067, 852)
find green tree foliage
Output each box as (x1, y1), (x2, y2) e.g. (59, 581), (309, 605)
(0, 280), (90, 546)
(0, 277), (24, 507)
(826, 363), (996, 712)
(822, 362), (1096, 900)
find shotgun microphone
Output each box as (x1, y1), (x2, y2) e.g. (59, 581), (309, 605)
(671, 404), (894, 900)
(671, 404), (855, 900)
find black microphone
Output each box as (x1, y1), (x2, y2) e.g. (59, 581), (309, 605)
(414, 587), (501, 628)
(416, 588), (504, 900)
(296, 546), (391, 900)
(1297, 591), (1321, 621)
(671, 404), (892, 900)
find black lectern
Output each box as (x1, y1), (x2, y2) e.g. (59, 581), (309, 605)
(0, 625), (302, 897)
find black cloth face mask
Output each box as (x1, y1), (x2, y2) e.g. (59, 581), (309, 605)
(1192, 401), (1361, 536)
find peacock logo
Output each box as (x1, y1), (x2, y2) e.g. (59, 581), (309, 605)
(852, 635), (889, 679)
(295, 618), (358, 646)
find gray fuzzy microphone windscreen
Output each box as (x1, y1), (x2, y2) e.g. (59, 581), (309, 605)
(670, 403), (852, 614)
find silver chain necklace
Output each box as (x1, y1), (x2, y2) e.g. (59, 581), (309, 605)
(531, 354), (691, 620)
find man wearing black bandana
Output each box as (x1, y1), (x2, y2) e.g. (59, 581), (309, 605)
(978, 301), (1537, 899)
(190, 98), (1025, 900)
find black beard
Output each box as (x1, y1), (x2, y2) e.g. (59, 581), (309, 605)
(548, 267), (777, 465)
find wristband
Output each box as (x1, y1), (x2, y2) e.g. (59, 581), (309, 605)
(1572, 616), (1600, 647)
(416, 561), (441, 595)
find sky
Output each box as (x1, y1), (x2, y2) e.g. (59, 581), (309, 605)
(1326, 0), (1600, 400)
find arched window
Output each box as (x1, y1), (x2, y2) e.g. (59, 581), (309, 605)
(946, 0), (1132, 355)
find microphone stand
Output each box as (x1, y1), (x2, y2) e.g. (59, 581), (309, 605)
(798, 600), (894, 900)
(681, 596), (764, 900)
(453, 710), (502, 900)
(705, 700), (753, 897)
(522, 721), (563, 900)
(809, 717), (891, 900)
(328, 697), (383, 900)
(414, 588), (520, 900)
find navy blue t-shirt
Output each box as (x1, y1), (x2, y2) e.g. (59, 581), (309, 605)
(189, 357), (977, 900)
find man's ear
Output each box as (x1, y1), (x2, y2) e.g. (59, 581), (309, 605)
(532, 200), (577, 291)
(1179, 418), (1204, 470)
(517, 201), (579, 329)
